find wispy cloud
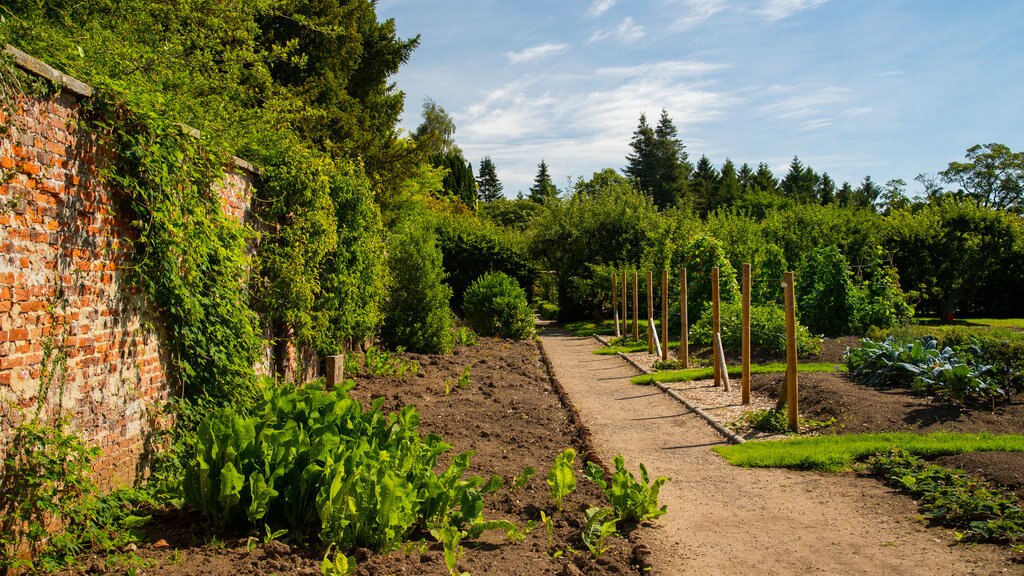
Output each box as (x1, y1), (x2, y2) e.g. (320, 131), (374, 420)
(503, 43), (570, 64)
(587, 0), (618, 17)
(671, 0), (727, 31)
(589, 17), (646, 44)
(596, 59), (728, 78)
(756, 0), (827, 21)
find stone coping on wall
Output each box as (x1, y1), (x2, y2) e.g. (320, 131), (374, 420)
(4, 44), (260, 175)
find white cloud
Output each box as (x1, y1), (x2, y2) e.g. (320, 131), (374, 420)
(596, 59), (727, 78)
(671, 0), (727, 31)
(587, 0), (617, 17)
(756, 0), (827, 21)
(589, 17), (646, 44)
(759, 85), (849, 120)
(503, 43), (570, 64)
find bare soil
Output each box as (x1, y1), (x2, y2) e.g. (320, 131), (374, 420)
(69, 337), (654, 575)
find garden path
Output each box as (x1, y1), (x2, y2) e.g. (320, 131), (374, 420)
(538, 326), (1016, 575)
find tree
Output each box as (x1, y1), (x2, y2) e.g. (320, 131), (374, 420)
(940, 143), (1024, 211)
(751, 162), (779, 195)
(737, 163), (756, 195)
(836, 181), (855, 207)
(433, 152), (476, 208)
(780, 156), (819, 203)
(689, 155), (719, 214)
(476, 156), (504, 202)
(712, 158), (741, 212)
(817, 172), (836, 205)
(878, 179), (910, 214)
(854, 175), (881, 210)
(413, 97), (459, 156)
(528, 160), (559, 203)
(624, 110), (689, 209)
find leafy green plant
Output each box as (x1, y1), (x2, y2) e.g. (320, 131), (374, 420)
(463, 271), (535, 340)
(691, 301), (821, 357)
(580, 507), (619, 559)
(362, 346), (420, 378)
(546, 448), (577, 511)
(321, 544), (357, 576)
(509, 466), (536, 493)
(458, 366), (472, 389)
(430, 525), (470, 576)
(729, 409), (836, 434)
(584, 455), (669, 523)
(454, 326), (478, 347)
(869, 448), (1024, 544)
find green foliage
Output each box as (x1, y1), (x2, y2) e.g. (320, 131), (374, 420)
(846, 336), (1006, 405)
(433, 212), (534, 312)
(729, 409), (835, 434)
(714, 431), (1024, 472)
(546, 448), (577, 511)
(0, 419), (153, 572)
(321, 545), (357, 576)
(797, 245), (856, 336)
(454, 326), (478, 347)
(382, 219), (455, 354)
(691, 301), (822, 357)
(869, 448), (1024, 544)
(463, 271), (535, 340)
(537, 301), (560, 321)
(631, 362), (839, 385)
(361, 347), (420, 379)
(583, 455), (669, 523)
(509, 466), (536, 493)
(580, 507), (619, 559)
(180, 377), (505, 551)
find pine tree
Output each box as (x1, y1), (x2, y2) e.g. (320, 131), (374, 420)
(836, 181), (855, 207)
(780, 156), (819, 202)
(752, 162), (779, 194)
(711, 158), (741, 212)
(690, 155), (719, 214)
(737, 162), (755, 195)
(624, 113), (656, 193)
(855, 175), (881, 210)
(624, 110), (689, 209)
(528, 160), (559, 204)
(433, 152), (476, 209)
(476, 156), (504, 203)
(818, 172), (836, 205)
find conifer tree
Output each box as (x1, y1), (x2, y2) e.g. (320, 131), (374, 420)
(476, 156), (504, 203)
(818, 172), (837, 205)
(712, 158), (741, 212)
(752, 162), (779, 194)
(624, 110), (689, 209)
(690, 155), (719, 214)
(528, 160), (559, 203)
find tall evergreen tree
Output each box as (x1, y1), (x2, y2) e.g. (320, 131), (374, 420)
(624, 110), (689, 209)
(855, 175), (881, 210)
(737, 162), (756, 195)
(836, 181), (855, 207)
(528, 160), (559, 204)
(780, 156), (819, 203)
(817, 172), (837, 205)
(433, 152), (476, 208)
(690, 155), (719, 214)
(712, 158), (741, 211)
(476, 156), (503, 203)
(752, 162), (779, 195)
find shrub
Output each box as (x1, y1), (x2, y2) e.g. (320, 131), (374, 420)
(381, 219), (455, 354)
(797, 245), (857, 336)
(463, 272), (535, 340)
(691, 301), (821, 357)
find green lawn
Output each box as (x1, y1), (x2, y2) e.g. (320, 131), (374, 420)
(713, 432), (1024, 472)
(630, 362), (840, 385)
(563, 319), (617, 337)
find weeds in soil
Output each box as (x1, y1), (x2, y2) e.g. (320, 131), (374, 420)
(869, 448), (1024, 544)
(454, 326), (477, 347)
(444, 366), (473, 396)
(729, 408), (835, 435)
(509, 466), (536, 493)
(715, 431), (1024, 471)
(361, 346), (420, 379)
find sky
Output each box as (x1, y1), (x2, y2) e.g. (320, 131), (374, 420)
(376, 0), (1024, 198)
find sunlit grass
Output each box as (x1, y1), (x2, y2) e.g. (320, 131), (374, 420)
(714, 432), (1024, 472)
(630, 362), (841, 385)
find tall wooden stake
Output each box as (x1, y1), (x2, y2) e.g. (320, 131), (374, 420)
(784, 271), (799, 432)
(680, 269), (689, 368)
(612, 273), (620, 337)
(647, 271), (655, 354)
(712, 266), (721, 387)
(661, 269), (669, 361)
(621, 270), (627, 340)
(632, 271), (639, 340)
(742, 263), (751, 405)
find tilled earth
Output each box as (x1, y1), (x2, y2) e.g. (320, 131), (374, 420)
(72, 337), (655, 576)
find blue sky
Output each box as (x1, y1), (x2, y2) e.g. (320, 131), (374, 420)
(376, 0), (1024, 197)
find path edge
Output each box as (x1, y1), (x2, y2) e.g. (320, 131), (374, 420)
(593, 335), (746, 445)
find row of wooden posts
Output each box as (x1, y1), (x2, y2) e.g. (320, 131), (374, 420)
(611, 265), (801, 432)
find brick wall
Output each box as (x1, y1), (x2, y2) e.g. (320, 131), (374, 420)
(0, 51), (268, 489)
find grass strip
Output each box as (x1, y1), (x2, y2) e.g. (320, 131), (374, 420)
(564, 320), (617, 337)
(714, 432), (1024, 472)
(630, 362), (840, 385)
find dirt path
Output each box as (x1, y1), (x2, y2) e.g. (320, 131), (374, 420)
(539, 327), (1019, 575)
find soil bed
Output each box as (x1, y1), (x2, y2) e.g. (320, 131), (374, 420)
(70, 337), (653, 576)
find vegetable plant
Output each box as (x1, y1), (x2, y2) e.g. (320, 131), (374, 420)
(584, 455), (669, 523)
(546, 448), (577, 510)
(581, 506), (619, 559)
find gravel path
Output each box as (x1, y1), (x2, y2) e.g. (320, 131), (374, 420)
(539, 326), (1017, 575)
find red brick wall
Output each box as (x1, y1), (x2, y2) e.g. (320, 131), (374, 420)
(0, 81), (263, 489)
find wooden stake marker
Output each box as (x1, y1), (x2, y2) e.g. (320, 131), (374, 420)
(612, 272), (621, 337)
(680, 268), (689, 369)
(742, 263), (751, 405)
(647, 270), (655, 354)
(712, 266), (721, 387)
(632, 271), (639, 340)
(661, 269), (669, 361)
(714, 332), (730, 392)
(621, 270), (627, 340)
(783, 271), (799, 432)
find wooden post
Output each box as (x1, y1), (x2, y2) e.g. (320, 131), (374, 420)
(647, 271), (655, 354)
(714, 332), (730, 392)
(680, 268), (689, 369)
(621, 270), (628, 340)
(661, 269), (669, 361)
(712, 266), (721, 387)
(326, 353), (345, 388)
(612, 272), (621, 337)
(742, 263), (751, 405)
(783, 271), (799, 432)
(649, 318), (662, 355)
(632, 271), (639, 340)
